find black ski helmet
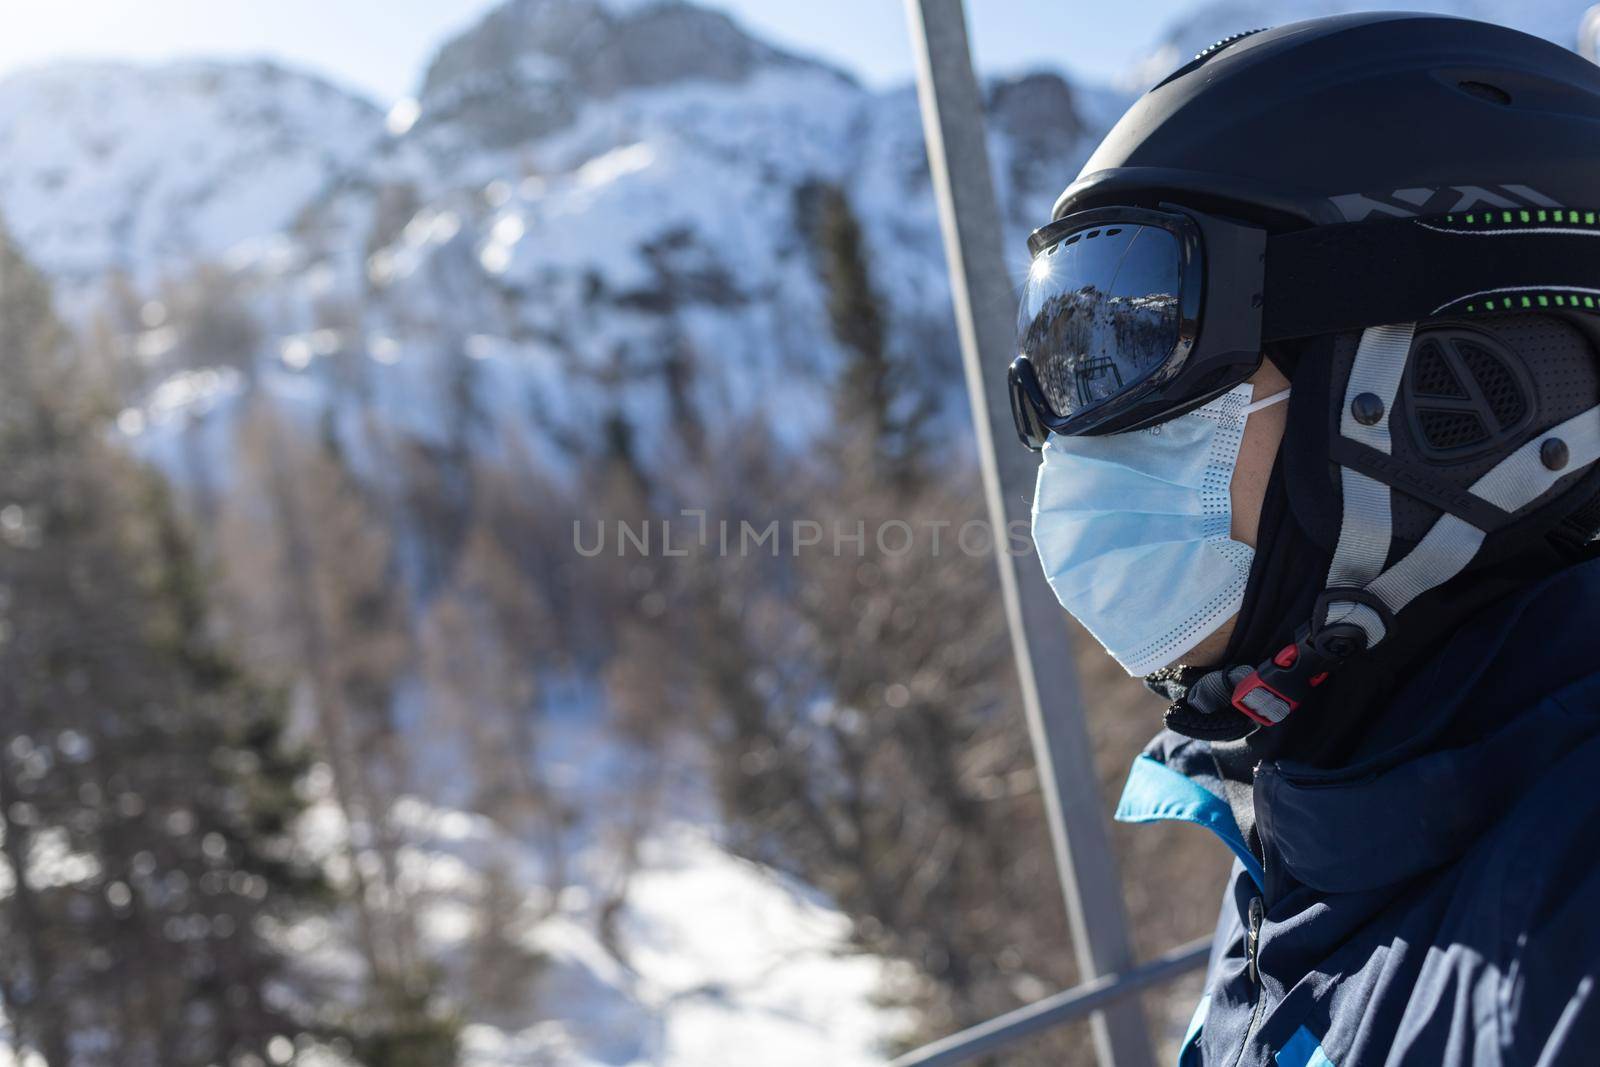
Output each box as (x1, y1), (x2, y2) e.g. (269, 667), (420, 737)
(1047, 13), (1600, 733)
(1057, 13), (1600, 228)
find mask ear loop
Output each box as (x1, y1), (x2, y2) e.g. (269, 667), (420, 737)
(1242, 387), (1291, 415)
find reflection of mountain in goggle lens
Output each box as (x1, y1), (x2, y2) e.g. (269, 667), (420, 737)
(1018, 224), (1182, 420)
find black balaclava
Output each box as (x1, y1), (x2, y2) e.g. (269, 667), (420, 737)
(1156, 325), (1600, 852)
(1167, 324), (1600, 768)
(1216, 453), (1553, 768)
(1197, 454), (1575, 856)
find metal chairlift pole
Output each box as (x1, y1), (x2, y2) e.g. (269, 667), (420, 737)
(901, 2), (1158, 1065)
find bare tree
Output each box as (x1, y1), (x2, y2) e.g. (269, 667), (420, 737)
(220, 401), (458, 1063)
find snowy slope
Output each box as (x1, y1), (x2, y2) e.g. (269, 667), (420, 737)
(284, 689), (915, 1067)
(3, 770), (912, 1067)
(0, 60), (386, 287)
(483, 824), (912, 1066)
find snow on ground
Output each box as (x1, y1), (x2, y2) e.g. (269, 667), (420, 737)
(471, 823), (914, 1067)
(462, 678), (914, 1065)
(286, 672), (914, 1067)
(297, 799), (914, 1067)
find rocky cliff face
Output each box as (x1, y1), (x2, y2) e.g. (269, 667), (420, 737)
(416, 0), (854, 148)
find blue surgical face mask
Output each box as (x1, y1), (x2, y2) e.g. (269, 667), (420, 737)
(1030, 383), (1291, 676)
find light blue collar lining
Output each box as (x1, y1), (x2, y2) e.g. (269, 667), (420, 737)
(1114, 753), (1266, 891)
(1275, 1025), (1336, 1067)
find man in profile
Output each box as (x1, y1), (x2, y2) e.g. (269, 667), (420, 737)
(1013, 15), (1600, 1065)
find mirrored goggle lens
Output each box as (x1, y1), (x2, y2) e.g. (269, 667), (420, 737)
(1016, 222), (1184, 423)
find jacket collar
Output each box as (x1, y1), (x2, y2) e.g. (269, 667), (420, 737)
(1121, 559), (1600, 896)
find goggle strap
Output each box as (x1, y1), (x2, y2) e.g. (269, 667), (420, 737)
(1241, 387), (1291, 415)
(1262, 210), (1600, 342)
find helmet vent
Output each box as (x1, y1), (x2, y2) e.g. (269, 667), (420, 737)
(1416, 409), (1489, 451)
(1194, 29), (1269, 63)
(1151, 28), (1269, 90)
(1411, 339), (1468, 398)
(1456, 340), (1528, 426)
(1458, 80), (1512, 106)
(1403, 329), (1534, 461)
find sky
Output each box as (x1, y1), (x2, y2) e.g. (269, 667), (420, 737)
(0, 0), (1195, 105)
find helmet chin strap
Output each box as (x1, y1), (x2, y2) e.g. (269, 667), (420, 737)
(1170, 322), (1600, 735)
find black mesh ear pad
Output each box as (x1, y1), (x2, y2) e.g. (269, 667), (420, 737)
(1387, 314), (1600, 547)
(1404, 328), (1535, 461)
(1277, 316), (1600, 561)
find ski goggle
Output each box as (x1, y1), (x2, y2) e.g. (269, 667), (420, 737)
(1008, 202), (1600, 448)
(1009, 206), (1257, 445)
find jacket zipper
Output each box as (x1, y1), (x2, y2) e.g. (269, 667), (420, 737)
(1228, 894), (1267, 1067)
(1246, 895), (1264, 984)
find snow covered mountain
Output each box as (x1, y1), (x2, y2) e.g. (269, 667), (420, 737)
(0, 0), (1104, 494)
(0, 60), (386, 287)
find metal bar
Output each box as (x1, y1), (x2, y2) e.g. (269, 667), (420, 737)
(901, 2), (1156, 1066)
(889, 937), (1213, 1067)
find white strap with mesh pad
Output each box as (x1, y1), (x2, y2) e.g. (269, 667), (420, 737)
(1325, 321), (1600, 647)
(1470, 404), (1600, 511)
(1362, 513), (1485, 617)
(1337, 322), (1415, 456)
(1323, 323), (1416, 641)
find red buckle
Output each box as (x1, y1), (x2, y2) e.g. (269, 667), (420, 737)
(1231, 671), (1299, 726)
(1272, 643), (1298, 669)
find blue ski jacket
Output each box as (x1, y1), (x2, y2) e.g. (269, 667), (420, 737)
(1117, 558), (1600, 1066)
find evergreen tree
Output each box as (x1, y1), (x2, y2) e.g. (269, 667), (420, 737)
(0, 220), (333, 1065)
(800, 179), (930, 482)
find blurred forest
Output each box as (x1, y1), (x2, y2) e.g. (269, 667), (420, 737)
(0, 163), (1226, 1067)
